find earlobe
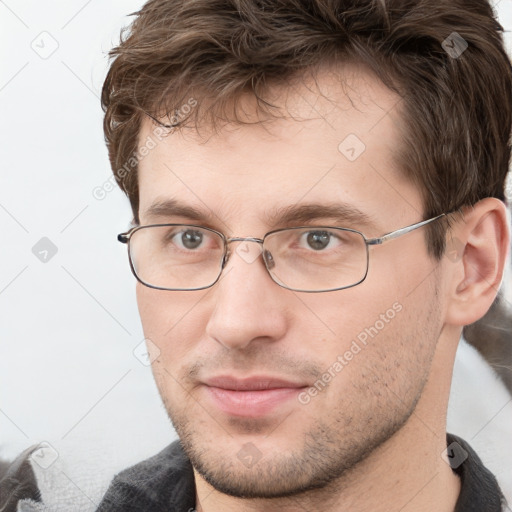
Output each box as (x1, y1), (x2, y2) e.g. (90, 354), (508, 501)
(444, 198), (510, 327)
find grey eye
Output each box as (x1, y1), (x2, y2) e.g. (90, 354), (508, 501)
(306, 231), (331, 250)
(179, 230), (204, 249)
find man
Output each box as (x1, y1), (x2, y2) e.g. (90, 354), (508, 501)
(2, 0), (511, 510)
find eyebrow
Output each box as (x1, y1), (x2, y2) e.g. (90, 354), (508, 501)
(142, 198), (377, 230)
(143, 199), (215, 223)
(265, 203), (377, 229)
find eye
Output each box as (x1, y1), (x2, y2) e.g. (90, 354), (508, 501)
(299, 230), (341, 251)
(172, 229), (205, 250)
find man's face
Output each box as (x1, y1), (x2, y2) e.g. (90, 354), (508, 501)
(135, 66), (445, 497)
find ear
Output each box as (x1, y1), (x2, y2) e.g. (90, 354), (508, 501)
(444, 198), (510, 327)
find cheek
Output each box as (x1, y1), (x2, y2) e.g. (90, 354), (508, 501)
(293, 253), (439, 383)
(136, 283), (164, 339)
(136, 283), (209, 360)
(136, 285), (203, 407)
(295, 277), (406, 349)
(315, 289), (439, 418)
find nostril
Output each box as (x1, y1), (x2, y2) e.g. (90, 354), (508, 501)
(263, 249), (275, 270)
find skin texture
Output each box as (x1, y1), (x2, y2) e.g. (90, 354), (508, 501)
(134, 65), (509, 511)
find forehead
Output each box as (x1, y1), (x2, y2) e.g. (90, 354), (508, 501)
(136, 64), (421, 232)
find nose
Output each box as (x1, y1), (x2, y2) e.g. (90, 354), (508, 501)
(205, 240), (289, 350)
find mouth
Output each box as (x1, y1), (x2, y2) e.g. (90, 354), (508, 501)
(201, 375), (309, 418)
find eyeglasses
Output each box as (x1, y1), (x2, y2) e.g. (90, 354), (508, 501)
(117, 214), (446, 293)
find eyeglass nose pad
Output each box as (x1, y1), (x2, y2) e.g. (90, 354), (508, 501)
(263, 249), (275, 270)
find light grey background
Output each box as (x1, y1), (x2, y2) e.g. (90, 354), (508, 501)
(0, 1), (174, 469)
(1, 0), (511, 500)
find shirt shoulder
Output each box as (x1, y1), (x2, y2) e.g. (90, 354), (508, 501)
(96, 440), (196, 512)
(448, 433), (509, 512)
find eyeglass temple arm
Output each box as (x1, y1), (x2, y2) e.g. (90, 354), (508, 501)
(365, 214), (446, 246)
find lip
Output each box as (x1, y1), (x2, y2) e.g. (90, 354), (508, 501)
(201, 375), (308, 418)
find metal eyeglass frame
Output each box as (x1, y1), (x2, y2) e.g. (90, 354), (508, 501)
(117, 213), (447, 293)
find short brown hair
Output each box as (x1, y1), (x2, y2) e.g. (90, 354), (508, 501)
(102, 0), (512, 258)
